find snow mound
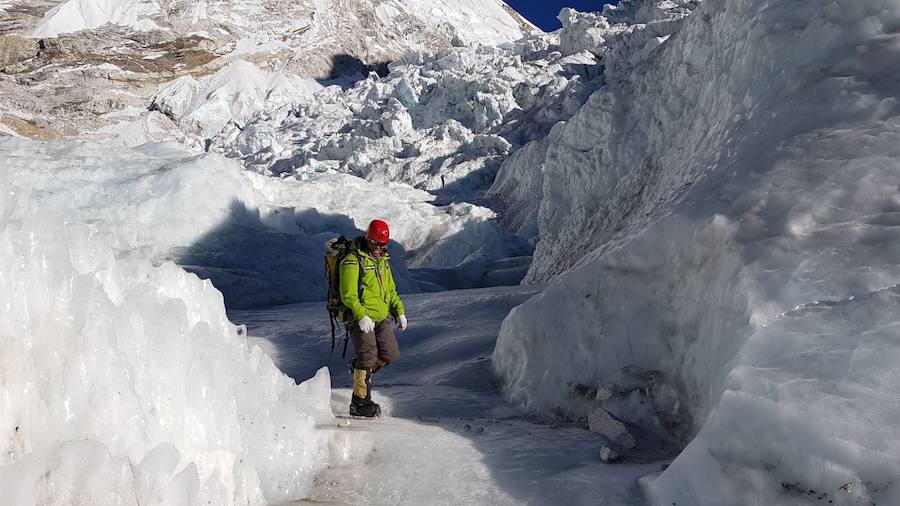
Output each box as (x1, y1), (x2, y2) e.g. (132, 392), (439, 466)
(151, 60), (324, 138)
(392, 0), (533, 46)
(33, 0), (161, 38)
(0, 146), (334, 504)
(493, 0), (900, 503)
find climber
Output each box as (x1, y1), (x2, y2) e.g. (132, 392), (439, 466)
(339, 219), (407, 417)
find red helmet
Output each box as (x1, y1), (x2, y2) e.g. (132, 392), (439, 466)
(365, 219), (390, 244)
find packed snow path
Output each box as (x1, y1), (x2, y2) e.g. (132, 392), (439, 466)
(229, 286), (662, 505)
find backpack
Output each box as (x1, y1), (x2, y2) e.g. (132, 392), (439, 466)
(325, 236), (363, 360)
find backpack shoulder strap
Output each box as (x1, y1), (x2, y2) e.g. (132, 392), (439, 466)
(354, 252), (364, 297)
(342, 250), (365, 301)
(339, 250), (365, 360)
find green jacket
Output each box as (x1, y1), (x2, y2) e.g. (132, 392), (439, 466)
(339, 236), (405, 323)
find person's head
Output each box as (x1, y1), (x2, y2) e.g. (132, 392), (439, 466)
(365, 219), (389, 257)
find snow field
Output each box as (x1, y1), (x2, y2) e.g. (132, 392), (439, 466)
(493, 0), (900, 503)
(30, 0), (530, 47)
(391, 0), (534, 45)
(0, 153), (335, 504)
(232, 285), (658, 506)
(150, 61), (325, 139)
(33, 0), (162, 38)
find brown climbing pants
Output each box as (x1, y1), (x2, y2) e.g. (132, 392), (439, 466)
(350, 318), (400, 370)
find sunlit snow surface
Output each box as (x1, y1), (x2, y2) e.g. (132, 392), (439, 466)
(33, 0), (162, 38)
(231, 286), (660, 506)
(150, 60), (325, 138)
(390, 0), (531, 45)
(32, 0), (527, 43)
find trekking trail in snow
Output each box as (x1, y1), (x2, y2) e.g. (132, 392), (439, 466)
(229, 285), (664, 505)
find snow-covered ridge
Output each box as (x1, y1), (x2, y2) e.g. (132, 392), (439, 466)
(32, 0), (162, 38)
(493, 0), (900, 503)
(391, 0), (535, 45)
(31, 0), (531, 46)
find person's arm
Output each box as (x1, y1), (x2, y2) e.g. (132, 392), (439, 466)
(339, 254), (367, 321)
(385, 262), (405, 317)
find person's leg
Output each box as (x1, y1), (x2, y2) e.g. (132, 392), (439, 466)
(349, 325), (380, 416)
(371, 319), (400, 373)
(350, 325), (378, 370)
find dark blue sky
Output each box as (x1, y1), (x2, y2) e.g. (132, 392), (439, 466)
(504, 1), (617, 31)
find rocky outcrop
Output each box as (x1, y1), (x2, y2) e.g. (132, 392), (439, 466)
(0, 24), (221, 142)
(0, 35), (38, 68)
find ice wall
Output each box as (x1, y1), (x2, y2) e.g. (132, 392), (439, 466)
(487, 0), (693, 245)
(494, 0), (900, 503)
(0, 151), (334, 504)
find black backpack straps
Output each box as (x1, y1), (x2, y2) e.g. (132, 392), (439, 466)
(357, 253), (364, 299)
(339, 251), (366, 359)
(328, 313), (337, 361)
(344, 250), (365, 304)
(342, 324), (351, 358)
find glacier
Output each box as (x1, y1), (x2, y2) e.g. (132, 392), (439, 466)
(32, 0), (528, 45)
(207, 30), (601, 219)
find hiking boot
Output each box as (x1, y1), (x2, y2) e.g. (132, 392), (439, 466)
(350, 394), (381, 417)
(350, 365), (380, 416)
